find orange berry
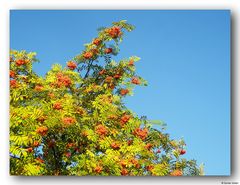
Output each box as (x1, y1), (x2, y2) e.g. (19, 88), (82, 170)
(62, 117), (76, 126)
(48, 93), (55, 98)
(107, 27), (122, 38)
(131, 77), (141, 85)
(10, 79), (17, 88)
(104, 48), (112, 54)
(131, 159), (140, 168)
(111, 142), (120, 150)
(170, 169), (183, 176)
(120, 114), (131, 126)
(105, 76), (113, 83)
(95, 125), (108, 136)
(15, 59), (26, 66)
(10, 70), (16, 78)
(53, 102), (62, 110)
(179, 149), (186, 155)
(135, 163), (141, 169)
(133, 127), (148, 140)
(36, 126), (48, 136)
(121, 168), (128, 176)
(120, 89), (129, 96)
(56, 73), (72, 87)
(66, 143), (75, 148)
(95, 166), (103, 173)
(109, 83), (115, 90)
(120, 160), (127, 167)
(145, 143), (153, 150)
(34, 85), (44, 91)
(128, 59), (134, 66)
(83, 52), (93, 59)
(99, 69), (106, 75)
(146, 165), (154, 172)
(26, 147), (33, 153)
(67, 61), (77, 70)
(93, 38), (102, 46)
(113, 74), (121, 79)
(33, 141), (40, 147)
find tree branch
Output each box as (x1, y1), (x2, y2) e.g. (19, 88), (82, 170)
(83, 60), (94, 79)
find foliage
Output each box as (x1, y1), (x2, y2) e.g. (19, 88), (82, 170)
(9, 20), (202, 176)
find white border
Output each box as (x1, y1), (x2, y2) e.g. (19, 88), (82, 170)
(1, 0), (239, 185)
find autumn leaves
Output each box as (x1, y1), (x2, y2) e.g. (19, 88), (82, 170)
(10, 20), (198, 176)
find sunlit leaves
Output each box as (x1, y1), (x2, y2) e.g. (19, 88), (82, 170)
(9, 20), (201, 176)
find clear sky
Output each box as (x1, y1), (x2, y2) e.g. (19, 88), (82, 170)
(10, 10), (230, 176)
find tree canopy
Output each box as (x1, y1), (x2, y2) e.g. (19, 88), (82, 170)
(10, 20), (202, 176)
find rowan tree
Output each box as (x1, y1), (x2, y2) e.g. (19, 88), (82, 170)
(10, 20), (203, 176)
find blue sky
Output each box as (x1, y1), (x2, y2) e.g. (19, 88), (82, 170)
(10, 10), (230, 176)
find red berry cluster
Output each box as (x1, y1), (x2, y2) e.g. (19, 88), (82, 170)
(62, 117), (76, 125)
(36, 126), (48, 136)
(170, 169), (183, 176)
(121, 168), (128, 176)
(113, 74), (121, 79)
(53, 102), (62, 110)
(56, 73), (72, 87)
(33, 141), (40, 147)
(104, 48), (113, 54)
(48, 93), (55, 98)
(95, 166), (103, 173)
(99, 69), (106, 75)
(120, 89), (129, 96)
(93, 38), (102, 46)
(128, 59), (134, 66)
(144, 143), (153, 150)
(105, 76), (113, 83)
(107, 26), (122, 38)
(26, 147), (33, 153)
(179, 149), (186, 155)
(131, 158), (140, 168)
(120, 114), (131, 126)
(131, 77), (141, 85)
(95, 124), (108, 136)
(133, 127), (148, 140)
(16, 59), (26, 66)
(146, 165), (154, 172)
(111, 142), (120, 150)
(34, 85), (44, 91)
(10, 70), (16, 78)
(120, 160), (127, 167)
(10, 79), (17, 88)
(83, 52), (93, 59)
(67, 61), (77, 70)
